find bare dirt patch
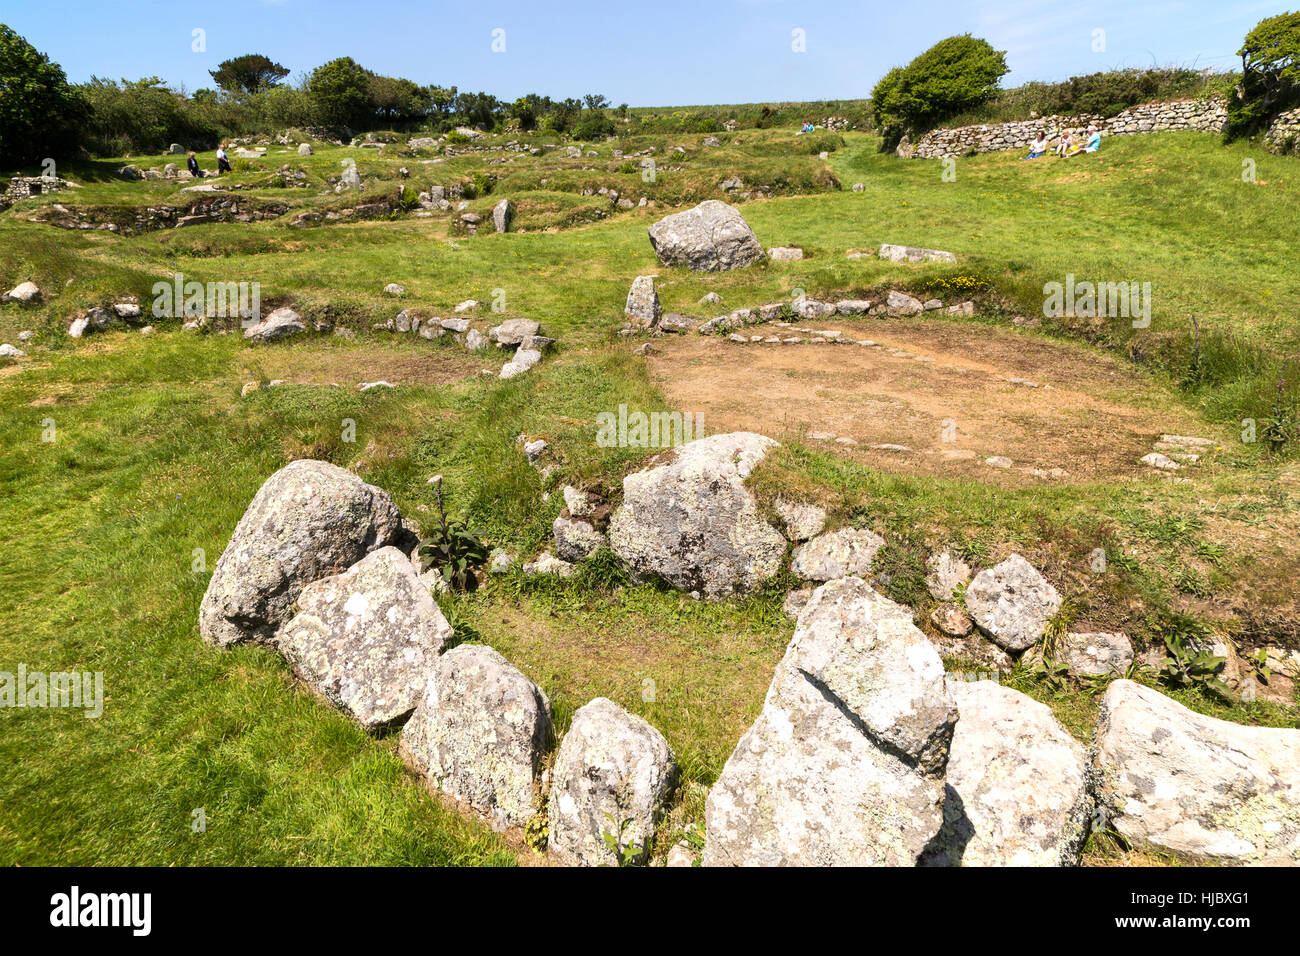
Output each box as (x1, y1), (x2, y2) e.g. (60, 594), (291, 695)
(238, 341), (487, 387)
(648, 318), (1212, 485)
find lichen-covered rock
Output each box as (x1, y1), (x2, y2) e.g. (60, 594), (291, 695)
(199, 460), (404, 647)
(923, 681), (1091, 866)
(625, 275), (662, 329)
(243, 307), (305, 343)
(704, 577), (956, 865)
(548, 697), (677, 866)
(492, 198), (513, 233)
(400, 644), (552, 828)
(276, 547), (453, 728)
(489, 318), (539, 346)
(926, 551), (971, 601)
(1093, 680), (1300, 864)
(774, 499), (826, 541)
(965, 554), (1062, 652)
(647, 200), (764, 272)
(790, 527), (885, 581)
(1060, 631), (1133, 677)
(553, 515), (606, 562)
(608, 432), (785, 599)
(878, 243), (957, 264)
(522, 552), (575, 577)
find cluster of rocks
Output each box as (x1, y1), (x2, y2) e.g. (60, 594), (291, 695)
(200, 459), (680, 865)
(622, 271), (971, 339)
(371, 299), (553, 378)
(1140, 433), (1215, 473)
(30, 195), (288, 235)
(908, 98), (1228, 159)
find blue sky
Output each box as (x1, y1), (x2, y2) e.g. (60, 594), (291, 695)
(4, 0), (1288, 105)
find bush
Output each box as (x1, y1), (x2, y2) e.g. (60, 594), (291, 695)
(872, 34), (1008, 146)
(572, 110), (616, 141)
(77, 76), (219, 156)
(0, 25), (87, 166)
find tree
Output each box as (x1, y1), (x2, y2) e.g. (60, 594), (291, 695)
(0, 25), (86, 166)
(1227, 12), (1300, 138)
(871, 34), (1008, 148)
(368, 74), (429, 124)
(306, 57), (374, 129)
(209, 54), (289, 97)
(455, 90), (501, 130)
(582, 93), (610, 111)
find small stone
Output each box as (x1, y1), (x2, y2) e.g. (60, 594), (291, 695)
(774, 499), (826, 541)
(1059, 632), (1133, 677)
(791, 527), (886, 581)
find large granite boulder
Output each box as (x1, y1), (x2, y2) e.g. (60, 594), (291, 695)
(400, 644), (552, 828)
(647, 200), (764, 272)
(964, 554), (1062, 652)
(1093, 680), (1300, 864)
(548, 698), (677, 866)
(275, 547), (453, 729)
(608, 432), (786, 599)
(704, 577), (957, 865)
(790, 527), (886, 581)
(492, 198), (513, 233)
(923, 681), (1091, 866)
(199, 460), (404, 647)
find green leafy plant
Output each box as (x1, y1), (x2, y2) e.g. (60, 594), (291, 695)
(1152, 611), (1233, 703)
(524, 812), (549, 852)
(600, 813), (646, 867)
(1262, 377), (1296, 453)
(416, 475), (489, 591)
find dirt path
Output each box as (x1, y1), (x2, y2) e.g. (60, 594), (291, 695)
(648, 317), (1214, 485)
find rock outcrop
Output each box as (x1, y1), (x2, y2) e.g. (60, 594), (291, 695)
(199, 460), (404, 647)
(647, 200), (764, 272)
(923, 680), (1091, 866)
(1093, 680), (1300, 864)
(548, 698), (677, 865)
(276, 547), (453, 728)
(608, 432), (786, 599)
(704, 577), (956, 865)
(400, 644), (553, 828)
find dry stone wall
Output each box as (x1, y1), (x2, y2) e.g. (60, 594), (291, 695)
(909, 99), (1228, 159)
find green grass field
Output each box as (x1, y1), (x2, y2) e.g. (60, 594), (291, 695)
(2, 123), (1298, 866)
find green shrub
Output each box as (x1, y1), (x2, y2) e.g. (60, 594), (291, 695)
(872, 34), (1008, 147)
(572, 110), (616, 141)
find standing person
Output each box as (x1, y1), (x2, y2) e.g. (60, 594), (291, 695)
(186, 151), (202, 178)
(215, 144), (231, 174)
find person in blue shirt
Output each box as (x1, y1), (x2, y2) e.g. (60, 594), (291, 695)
(1065, 125), (1101, 157)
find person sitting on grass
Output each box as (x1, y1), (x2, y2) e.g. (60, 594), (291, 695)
(1024, 131), (1049, 159)
(1065, 124), (1101, 158)
(1054, 131), (1074, 157)
(186, 151), (202, 178)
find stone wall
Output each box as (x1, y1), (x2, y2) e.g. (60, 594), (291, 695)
(0, 176), (72, 211)
(1264, 106), (1300, 155)
(909, 99), (1228, 159)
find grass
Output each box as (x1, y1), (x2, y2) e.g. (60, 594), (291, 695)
(2, 120), (1298, 866)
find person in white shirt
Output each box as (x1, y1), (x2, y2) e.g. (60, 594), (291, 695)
(216, 145), (231, 174)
